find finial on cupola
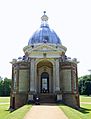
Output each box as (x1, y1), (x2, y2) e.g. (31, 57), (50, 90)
(41, 11), (48, 21)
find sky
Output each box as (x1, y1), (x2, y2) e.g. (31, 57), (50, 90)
(0, 0), (91, 78)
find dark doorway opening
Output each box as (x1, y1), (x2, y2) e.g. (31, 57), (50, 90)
(41, 72), (49, 93)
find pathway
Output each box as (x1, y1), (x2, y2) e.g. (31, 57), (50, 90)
(24, 104), (68, 119)
(0, 102), (9, 104)
(80, 102), (91, 104)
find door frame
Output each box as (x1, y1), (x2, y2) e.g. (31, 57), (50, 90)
(41, 72), (49, 93)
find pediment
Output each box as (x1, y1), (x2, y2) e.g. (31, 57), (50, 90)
(33, 44), (58, 52)
(23, 44), (67, 58)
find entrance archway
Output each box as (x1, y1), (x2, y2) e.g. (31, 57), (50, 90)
(37, 60), (53, 93)
(41, 72), (49, 93)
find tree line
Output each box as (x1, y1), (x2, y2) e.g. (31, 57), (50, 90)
(78, 75), (91, 96)
(0, 77), (11, 96)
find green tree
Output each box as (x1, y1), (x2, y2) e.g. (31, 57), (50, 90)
(3, 77), (11, 96)
(0, 77), (11, 96)
(85, 81), (91, 96)
(78, 75), (91, 96)
(0, 80), (3, 96)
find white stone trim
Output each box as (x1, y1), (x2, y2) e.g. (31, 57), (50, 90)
(30, 59), (35, 92)
(55, 59), (60, 91)
(38, 66), (52, 93)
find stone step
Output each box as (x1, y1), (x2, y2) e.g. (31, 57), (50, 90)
(39, 93), (56, 103)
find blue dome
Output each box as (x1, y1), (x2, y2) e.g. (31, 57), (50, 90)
(28, 12), (62, 45)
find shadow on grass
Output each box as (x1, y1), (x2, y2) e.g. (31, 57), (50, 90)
(59, 103), (91, 114)
(5, 104), (32, 113)
(5, 109), (14, 113)
(79, 107), (91, 114)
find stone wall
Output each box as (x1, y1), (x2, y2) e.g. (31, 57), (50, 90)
(62, 93), (80, 108)
(61, 69), (71, 92)
(10, 92), (28, 109)
(60, 61), (80, 108)
(19, 69), (29, 92)
(10, 61), (30, 109)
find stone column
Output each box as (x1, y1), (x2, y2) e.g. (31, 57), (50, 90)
(30, 58), (35, 93)
(13, 64), (19, 92)
(34, 63), (37, 93)
(55, 59), (60, 92)
(53, 64), (56, 93)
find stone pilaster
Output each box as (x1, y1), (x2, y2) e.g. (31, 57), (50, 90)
(55, 59), (60, 92)
(30, 59), (35, 93)
(13, 64), (19, 92)
(34, 63), (37, 93)
(53, 64), (56, 93)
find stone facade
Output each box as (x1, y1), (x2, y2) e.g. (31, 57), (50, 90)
(10, 12), (80, 109)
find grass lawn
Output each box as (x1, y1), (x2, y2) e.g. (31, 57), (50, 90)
(0, 97), (32, 119)
(0, 95), (91, 119)
(59, 95), (91, 119)
(0, 97), (10, 103)
(80, 95), (91, 102)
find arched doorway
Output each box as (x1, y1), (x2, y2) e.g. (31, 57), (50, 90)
(37, 60), (53, 93)
(41, 72), (49, 93)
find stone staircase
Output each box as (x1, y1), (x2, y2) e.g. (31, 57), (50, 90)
(39, 93), (56, 103)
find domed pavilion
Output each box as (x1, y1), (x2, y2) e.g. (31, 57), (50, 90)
(10, 11), (80, 109)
